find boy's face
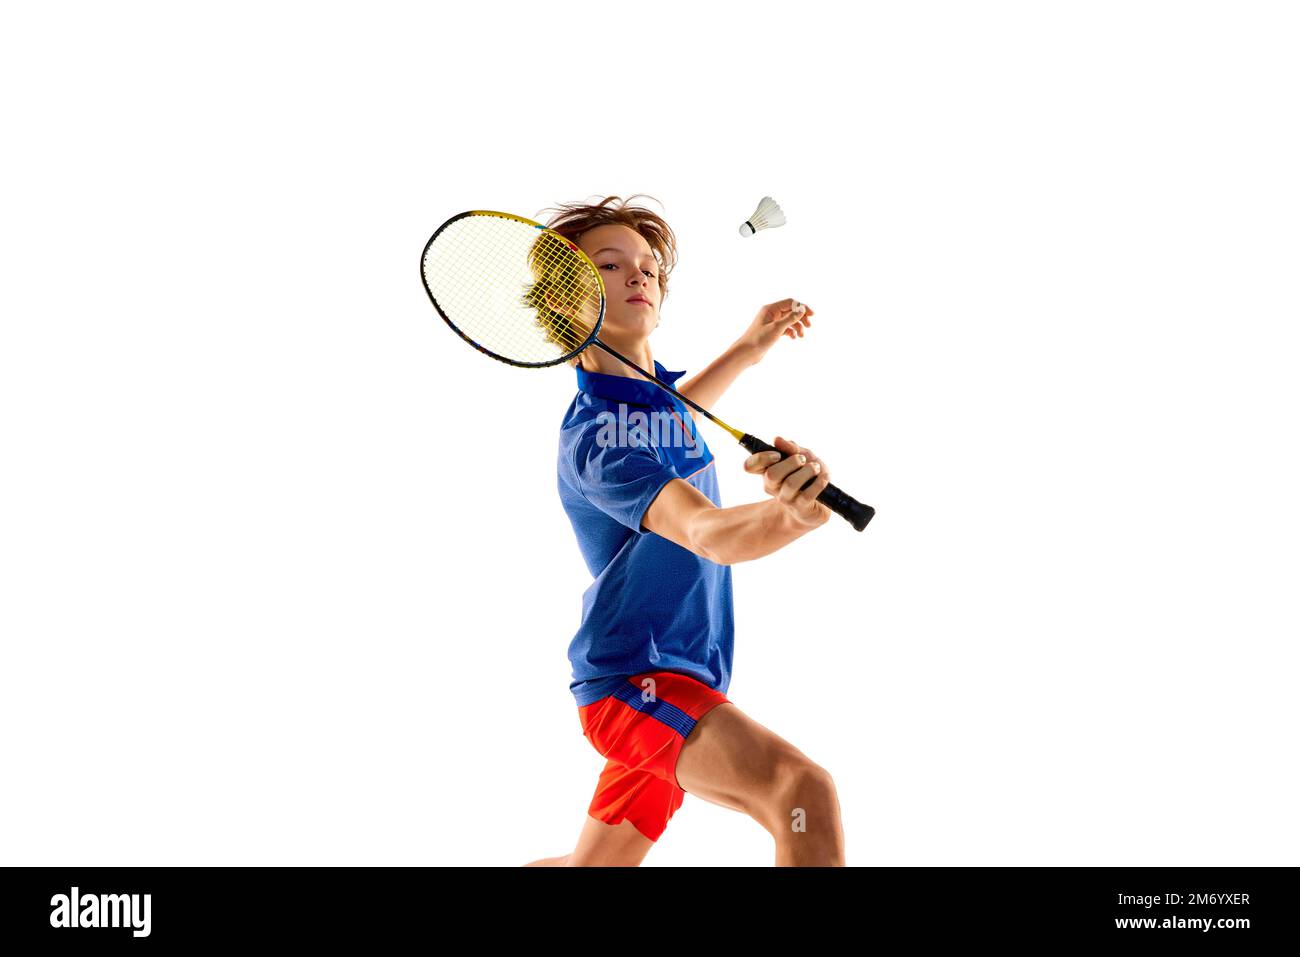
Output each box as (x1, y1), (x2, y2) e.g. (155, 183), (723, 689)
(577, 224), (661, 339)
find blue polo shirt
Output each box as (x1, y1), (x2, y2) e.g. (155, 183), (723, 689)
(558, 360), (735, 707)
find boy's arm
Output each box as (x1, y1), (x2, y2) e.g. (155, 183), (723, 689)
(677, 299), (813, 416)
(641, 437), (830, 564)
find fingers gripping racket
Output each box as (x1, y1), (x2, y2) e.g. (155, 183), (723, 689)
(420, 210), (875, 532)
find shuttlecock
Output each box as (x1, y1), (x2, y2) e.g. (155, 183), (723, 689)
(739, 196), (786, 237)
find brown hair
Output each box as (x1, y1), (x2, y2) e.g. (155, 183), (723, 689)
(540, 194), (677, 300)
(531, 195), (678, 367)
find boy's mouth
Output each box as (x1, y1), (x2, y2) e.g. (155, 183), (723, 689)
(626, 296), (651, 306)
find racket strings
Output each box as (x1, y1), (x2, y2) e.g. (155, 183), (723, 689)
(422, 214), (601, 365)
(524, 230), (595, 350)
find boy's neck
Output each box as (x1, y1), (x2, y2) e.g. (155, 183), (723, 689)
(579, 340), (654, 378)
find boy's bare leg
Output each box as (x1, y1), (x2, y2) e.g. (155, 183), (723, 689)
(567, 816), (654, 866)
(524, 816), (654, 867)
(674, 703), (845, 866)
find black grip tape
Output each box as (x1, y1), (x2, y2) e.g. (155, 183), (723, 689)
(740, 434), (875, 532)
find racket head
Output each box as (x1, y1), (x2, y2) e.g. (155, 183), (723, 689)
(421, 210), (606, 368)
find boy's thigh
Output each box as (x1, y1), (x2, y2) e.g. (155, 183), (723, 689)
(674, 702), (813, 822)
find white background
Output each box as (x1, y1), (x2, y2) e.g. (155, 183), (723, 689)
(2, 1), (1297, 866)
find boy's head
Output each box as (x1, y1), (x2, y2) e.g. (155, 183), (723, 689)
(543, 195), (676, 299)
(541, 196), (677, 367)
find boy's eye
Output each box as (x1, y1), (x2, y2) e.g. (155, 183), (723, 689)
(597, 262), (655, 279)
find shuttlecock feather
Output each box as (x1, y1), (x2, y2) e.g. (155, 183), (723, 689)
(739, 196), (786, 237)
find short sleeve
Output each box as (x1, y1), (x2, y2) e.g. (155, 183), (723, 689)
(572, 423), (679, 533)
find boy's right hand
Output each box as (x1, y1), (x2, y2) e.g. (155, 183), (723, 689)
(742, 435), (832, 529)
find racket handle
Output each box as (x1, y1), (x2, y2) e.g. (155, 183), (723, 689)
(739, 435), (875, 532)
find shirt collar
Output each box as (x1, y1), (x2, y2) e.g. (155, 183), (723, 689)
(576, 359), (687, 407)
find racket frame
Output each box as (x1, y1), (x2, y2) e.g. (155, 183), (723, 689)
(421, 210), (605, 368)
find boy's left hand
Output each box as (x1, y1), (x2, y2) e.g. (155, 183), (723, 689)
(737, 298), (814, 361)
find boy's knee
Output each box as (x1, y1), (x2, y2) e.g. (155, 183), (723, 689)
(769, 758), (838, 817)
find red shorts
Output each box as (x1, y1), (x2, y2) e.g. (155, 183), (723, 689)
(577, 671), (731, 843)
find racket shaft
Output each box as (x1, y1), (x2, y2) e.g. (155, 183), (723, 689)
(739, 435), (875, 532)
